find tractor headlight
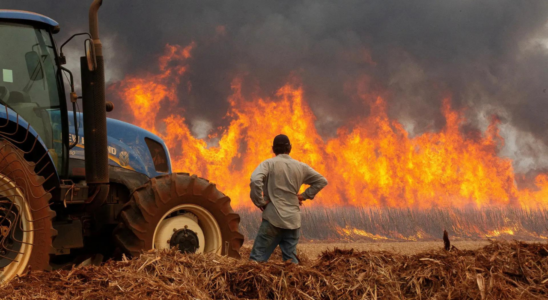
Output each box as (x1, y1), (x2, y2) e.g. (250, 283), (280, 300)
(145, 138), (169, 173)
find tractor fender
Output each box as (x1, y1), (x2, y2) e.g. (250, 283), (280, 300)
(0, 106), (60, 193)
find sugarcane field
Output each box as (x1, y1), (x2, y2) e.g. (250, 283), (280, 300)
(2, 0), (548, 299)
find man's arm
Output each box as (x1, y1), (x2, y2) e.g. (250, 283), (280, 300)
(300, 164), (328, 200)
(250, 162), (269, 208)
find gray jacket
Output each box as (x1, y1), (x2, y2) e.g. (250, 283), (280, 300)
(250, 154), (328, 229)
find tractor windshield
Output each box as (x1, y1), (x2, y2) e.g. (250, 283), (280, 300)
(0, 22), (65, 171)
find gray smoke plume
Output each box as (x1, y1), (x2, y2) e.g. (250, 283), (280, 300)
(4, 0), (548, 173)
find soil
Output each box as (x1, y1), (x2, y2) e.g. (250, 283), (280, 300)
(243, 240), (492, 259)
(298, 240), (491, 257)
(6, 240), (548, 299)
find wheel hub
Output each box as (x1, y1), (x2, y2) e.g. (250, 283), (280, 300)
(0, 226), (9, 237)
(0, 199), (23, 269)
(169, 228), (199, 253)
(153, 211), (206, 253)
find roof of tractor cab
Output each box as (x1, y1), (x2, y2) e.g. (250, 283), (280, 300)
(0, 9), (59, 32)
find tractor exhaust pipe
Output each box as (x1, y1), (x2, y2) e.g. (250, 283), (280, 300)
(89, 0), (103, 56)
(81, 0), (109, 200)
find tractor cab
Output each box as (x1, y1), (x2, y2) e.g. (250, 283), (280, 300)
(0, 11), (67, 174)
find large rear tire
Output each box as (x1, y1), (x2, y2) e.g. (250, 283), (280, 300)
(114, 173), (244, 258)
(0, 140), (55, 282)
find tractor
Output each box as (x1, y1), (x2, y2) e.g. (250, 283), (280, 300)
(0, 0), (243, 282)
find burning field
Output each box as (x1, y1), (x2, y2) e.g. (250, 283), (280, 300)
(113, 43), (548, 210)
(106, 43), (548, 242)
(4, 241), (548, 299)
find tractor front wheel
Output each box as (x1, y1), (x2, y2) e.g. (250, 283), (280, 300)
(114, 173), (244, 258)
(0, 140), (55, 282)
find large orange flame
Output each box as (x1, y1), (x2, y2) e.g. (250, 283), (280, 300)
(112, 43), (548, 209)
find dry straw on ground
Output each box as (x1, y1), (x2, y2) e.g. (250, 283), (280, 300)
(3, 241), (548, 299)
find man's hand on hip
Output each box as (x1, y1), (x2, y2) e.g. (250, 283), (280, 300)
(297, 194), (305, 206)
(259, 200), (270, 211)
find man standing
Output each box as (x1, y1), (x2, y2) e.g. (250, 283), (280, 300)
(249, 134), (328, 263)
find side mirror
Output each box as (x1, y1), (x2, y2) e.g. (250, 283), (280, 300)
(84, 39), (97, 72)
(25, 51), (44, 81)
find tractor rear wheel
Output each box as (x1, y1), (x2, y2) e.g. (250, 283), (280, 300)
(0, 140), (55, 282)
(114, 173), (244, 258)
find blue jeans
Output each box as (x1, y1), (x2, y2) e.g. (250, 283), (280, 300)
(249, 219), (300, 264)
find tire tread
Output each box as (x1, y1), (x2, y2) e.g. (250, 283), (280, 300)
(114, 173), (244, 258)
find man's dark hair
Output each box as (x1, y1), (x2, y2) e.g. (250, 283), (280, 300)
(273, 144), (291, 155)
(272, 134), (292, 155)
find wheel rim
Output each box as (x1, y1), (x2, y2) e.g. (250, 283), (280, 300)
(152, 204), (222, 254)
(0, 174), (33, 282)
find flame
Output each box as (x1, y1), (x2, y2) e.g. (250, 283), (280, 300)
(485, 228), (515, 238)
(115, 43), (194, 132)
(389, 230), (427, 241)
(331, 225), (426, 241)
(336, 225), (389, 240)
(113, 43), (548, 209)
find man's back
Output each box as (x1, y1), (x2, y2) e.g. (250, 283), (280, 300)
(249, 134), (327, 264)
(250, 154), (328, 229)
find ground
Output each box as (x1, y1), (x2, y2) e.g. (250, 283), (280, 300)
(5, 239), (547, 299)
(243, 240), (492, 258)
(297, 240), (491, 256)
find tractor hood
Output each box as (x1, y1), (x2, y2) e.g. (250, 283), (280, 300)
(68, 112), (172, 178)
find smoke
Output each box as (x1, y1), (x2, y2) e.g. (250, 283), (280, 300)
(5, 0), (548, 172)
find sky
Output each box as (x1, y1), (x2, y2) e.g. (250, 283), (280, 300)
(4, 0), (548, 174)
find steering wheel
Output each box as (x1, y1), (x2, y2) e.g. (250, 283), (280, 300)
(0, 86), (9, 104)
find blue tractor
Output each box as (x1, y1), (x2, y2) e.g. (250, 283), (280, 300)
(0, 0), (243, 281)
